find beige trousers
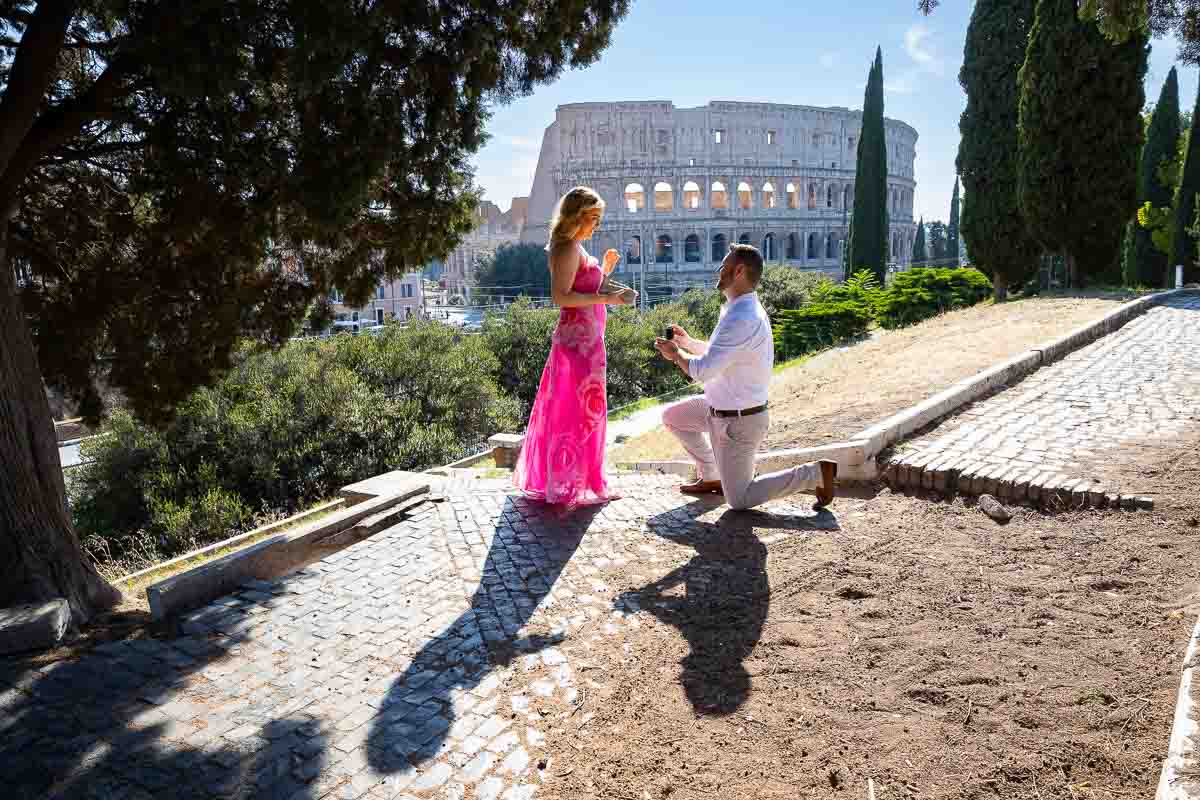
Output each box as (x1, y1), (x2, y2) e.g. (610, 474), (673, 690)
(662, 396), (822, 510)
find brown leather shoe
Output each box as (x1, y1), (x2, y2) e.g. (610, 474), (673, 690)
(680, 479), (723, 495)
(813, 460), (838, 510)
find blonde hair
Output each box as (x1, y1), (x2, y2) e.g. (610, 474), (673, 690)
(548, 186), (605, 245)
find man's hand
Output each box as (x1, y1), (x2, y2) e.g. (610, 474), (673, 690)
(654, 337), (681, 363)
(668, 323), (700, 353)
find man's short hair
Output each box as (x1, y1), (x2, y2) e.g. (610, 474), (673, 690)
(728, 243), (764, 286)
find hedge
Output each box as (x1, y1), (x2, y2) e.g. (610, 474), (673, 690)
(874, 268), (992, 329)
(773, 301), (873, 361)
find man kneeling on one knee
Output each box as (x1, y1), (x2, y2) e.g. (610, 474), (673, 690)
(653, 243), (836, 511)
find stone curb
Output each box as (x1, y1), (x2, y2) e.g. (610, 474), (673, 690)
(616, 440), (878, 482)
(876, 288), (1195, 500)
(1157, 616), (1200, 800)
(146, 472), (430, 620)
(115, 498), (347, 586)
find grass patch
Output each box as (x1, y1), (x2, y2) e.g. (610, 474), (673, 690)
(609, 384), (703, 421)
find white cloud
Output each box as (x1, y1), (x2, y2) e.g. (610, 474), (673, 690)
(904, 23), (944, 76)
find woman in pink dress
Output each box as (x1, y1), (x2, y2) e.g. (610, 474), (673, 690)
(513, 187), (636, 509)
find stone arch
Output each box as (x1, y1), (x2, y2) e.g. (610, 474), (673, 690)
(807, 183), (817, 210)
(763, 233), (777, 261)
(786, 232), (799, 260)
(654, 181), (674, 212)
(626, 234), (642, 264)
(786, 182), (799, 209)
(684, 234), (701, 262)
(682, 180), (702, 210)
(711, 181), (728, 210)
(807, 232), (818, 260)
(711, 232), (728, 261)
(656, 233), (674, 263)
(826, 184), (834, 208)
(624, 183), (645, 214)
(826, 233), (835, 259)
(737, 181), (753, 210)
(738, 232), (752, 245)
(762, 182), (776, 209)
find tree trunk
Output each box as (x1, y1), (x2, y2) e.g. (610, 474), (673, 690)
(993, 275), (1008, 303)
(1066, 252), (1080, 289)
(0, 224), (120, 622)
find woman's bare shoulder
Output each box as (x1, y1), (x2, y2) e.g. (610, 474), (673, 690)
(548, 240), (580, 264)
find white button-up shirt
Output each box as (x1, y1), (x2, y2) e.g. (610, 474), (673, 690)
(686, 291), (774, 410)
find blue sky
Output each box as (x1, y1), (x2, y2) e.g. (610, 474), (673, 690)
(471, 1), (1197, 226)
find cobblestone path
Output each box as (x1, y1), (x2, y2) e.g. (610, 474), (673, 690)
(885, 293), (1200, 504)
(0, 475), (833, 800)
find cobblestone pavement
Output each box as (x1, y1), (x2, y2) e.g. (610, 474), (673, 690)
(0, 474), (835, 800)
(885, 294), (1200, 503)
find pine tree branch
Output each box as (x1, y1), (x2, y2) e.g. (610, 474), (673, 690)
(0, 0), (78, 190)
(0, 63), (125, 208)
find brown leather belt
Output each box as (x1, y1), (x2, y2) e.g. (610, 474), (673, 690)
(710, 403), (768, 418)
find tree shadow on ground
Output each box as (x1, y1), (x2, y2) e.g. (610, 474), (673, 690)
(617, 499), (839, 716)
(366, 496), (603, 773)
(0, 572), (332, 800)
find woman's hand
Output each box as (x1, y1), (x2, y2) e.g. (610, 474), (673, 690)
(607, 287), (637, 306)
(602, 248), (620, 275)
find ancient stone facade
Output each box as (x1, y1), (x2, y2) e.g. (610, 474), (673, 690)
(521, 101), (918, 283)
(438, 198), (528, 299)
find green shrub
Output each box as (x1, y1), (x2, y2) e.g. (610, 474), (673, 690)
(875, 267), (992, 329)
(772, 301), (872, 362)
(811, 269), (885, 315)
(483, 296), (702, 412)
(71, 323), (519, 576)
(675, 288), (721, 337)
(758, 264), (835, 315)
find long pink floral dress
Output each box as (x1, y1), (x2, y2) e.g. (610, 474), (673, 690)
(513, 245), (613, 509)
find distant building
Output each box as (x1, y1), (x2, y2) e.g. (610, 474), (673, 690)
(520, 100), (919, 284)
(438, 197), (528, 300)
(329, 271), (425, 328)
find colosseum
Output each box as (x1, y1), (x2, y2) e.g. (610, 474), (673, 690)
(520, 101), (918, 287)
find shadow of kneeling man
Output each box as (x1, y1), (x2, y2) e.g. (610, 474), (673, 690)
(617, 511), (770, 716)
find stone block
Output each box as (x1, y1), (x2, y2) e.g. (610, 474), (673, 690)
(0, 599), (69, 655)
(340, 470), (431, 506)
(489, 434), (525, 469)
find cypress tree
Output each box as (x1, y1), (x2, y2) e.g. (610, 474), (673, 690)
(1130, 67), (1181, 286)
(1170, 83), (1200, 285)
(848, 47), (890, 283)
(957, 0), (1041, 301)
(1017, 0), (1148, 287)
(947, 177), (961, 267)
(912, 219), (929, 265)
(929, 220), (949, 262)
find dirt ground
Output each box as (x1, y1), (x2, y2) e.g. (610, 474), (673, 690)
(539, 434), (1200, 800)
(611, 294), (1131, 464)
